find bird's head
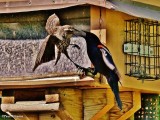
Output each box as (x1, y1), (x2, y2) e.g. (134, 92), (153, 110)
(62, 25), (75, 40)
(53, 25), (74, 40)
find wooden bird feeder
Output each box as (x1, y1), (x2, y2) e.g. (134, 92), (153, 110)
(0, 0), (160, 120)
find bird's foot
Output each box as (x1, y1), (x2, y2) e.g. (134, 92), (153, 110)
(76, 66), (97, 78)
(76, 66), (86, 74)
(84, 67), (97, 77)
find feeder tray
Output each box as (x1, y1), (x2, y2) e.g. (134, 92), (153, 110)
(0, 72), (95, 89)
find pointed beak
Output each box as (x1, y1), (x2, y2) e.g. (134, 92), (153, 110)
(71, 28), (86, 37)
(64, 27), (73, 34)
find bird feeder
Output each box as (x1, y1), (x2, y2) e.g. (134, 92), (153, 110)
(123, 19), (160, 80)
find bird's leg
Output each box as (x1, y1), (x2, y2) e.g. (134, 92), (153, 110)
(69, 44), (80, 49)
(54, 51), (61, 65)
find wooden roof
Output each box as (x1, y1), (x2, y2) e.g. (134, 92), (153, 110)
(0, 0), (114, 13)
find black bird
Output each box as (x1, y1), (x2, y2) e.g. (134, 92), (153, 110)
(73, 30), (122, 109)
(33, 25), (80, 71)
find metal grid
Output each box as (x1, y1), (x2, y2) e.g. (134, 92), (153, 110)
(123, 19), (160, 80)
(135, 94), (160, 120)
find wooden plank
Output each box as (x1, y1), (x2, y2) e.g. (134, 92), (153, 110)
(45, 94), (59, 103)
(58, 88), (82, 120)
(0, 0), (27, 2)
(39, 112), (61, 120)
(0, 76), (94, 89)
(117, 92), (141, 120)
(83, 89), (109, 120)
(0, 72), (79, 81)
(1, 97), (15, 104)
(109, 92), (133, 120)
(15, 101), (46, 105)
(55, 109), (74, 120)
(90, 6), (107, 30)
(1, 103), (59, 112)
(0, 79), (95, 89)
(1, 90), (15, 104)
(91, 89), (114, 120)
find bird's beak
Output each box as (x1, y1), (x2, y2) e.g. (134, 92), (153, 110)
(72, 28), (86, 37)
(64, 28), (73, 34)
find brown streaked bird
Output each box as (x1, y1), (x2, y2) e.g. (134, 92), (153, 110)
(32, 14), (80, 71)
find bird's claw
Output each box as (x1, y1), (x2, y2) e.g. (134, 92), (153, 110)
(76, 66), (97, 78)
(76, 66), (85, 74)
(84, 67), (97, 78)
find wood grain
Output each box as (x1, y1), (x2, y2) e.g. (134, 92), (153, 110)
(1, 103), (59, 112)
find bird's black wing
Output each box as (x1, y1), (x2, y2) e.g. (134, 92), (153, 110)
(98, 45), (122, 109)
(33, 35), (58, 71)
(98, 45), (121, 79)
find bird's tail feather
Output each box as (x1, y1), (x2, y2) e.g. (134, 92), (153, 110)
(106, 75), (122, 110)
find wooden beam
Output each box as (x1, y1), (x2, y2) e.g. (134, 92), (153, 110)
(1, 102), (59, 112)
(117, 92), (141, 120)
(90, 5), (107, 30)
(0, 76), (94, 89)
(1, 97), (15, 104)
(56, 109), (74, 120)
(91, 89), (114, 120)
(132, 0), (160, 7)
(0, 72), (79, 81)
(45, 94), (59, 103)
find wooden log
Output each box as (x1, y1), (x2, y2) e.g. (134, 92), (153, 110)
(45, 94), (59, 103)
(1, 103), (59, 112)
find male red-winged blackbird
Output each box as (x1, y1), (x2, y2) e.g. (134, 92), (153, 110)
(72, 29), (122, 109)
